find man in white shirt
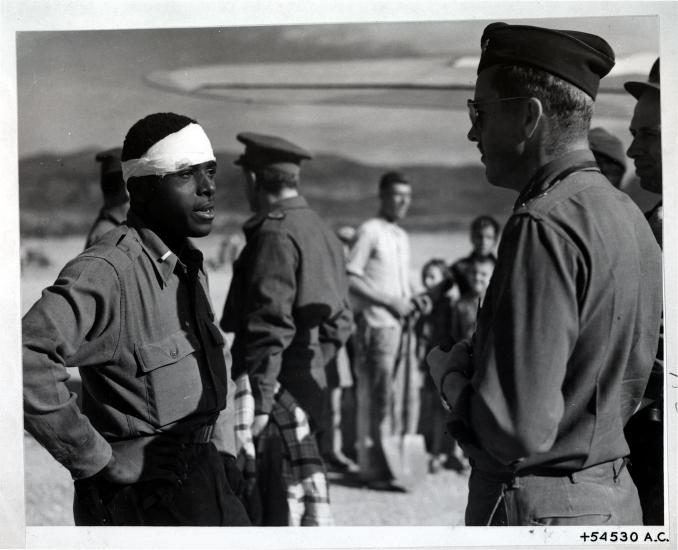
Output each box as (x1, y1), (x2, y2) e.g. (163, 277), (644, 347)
(346, 171), (416, 489)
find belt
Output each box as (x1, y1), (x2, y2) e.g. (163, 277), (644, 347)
(474, 457), (627, 487)
(173, 423), (215, 444)
(517, 457), (627, 481)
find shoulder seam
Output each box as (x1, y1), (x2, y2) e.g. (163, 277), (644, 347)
(510, 211), (581, 256)
(63, 254), (124, 364)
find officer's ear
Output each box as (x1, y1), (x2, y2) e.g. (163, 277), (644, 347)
(244, 169), (261, 191)
(523, 97), (544, 139)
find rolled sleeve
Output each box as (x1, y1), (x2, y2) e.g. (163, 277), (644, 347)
(345, 224), (375, 278)
(469, 215), (579, 464)
(23, 257), (119, 479)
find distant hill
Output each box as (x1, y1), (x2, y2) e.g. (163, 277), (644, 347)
(18, 149), (655, 238)
(19, 149), (517, 237)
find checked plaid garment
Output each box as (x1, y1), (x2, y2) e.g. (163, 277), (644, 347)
(233, 374), (333, 526)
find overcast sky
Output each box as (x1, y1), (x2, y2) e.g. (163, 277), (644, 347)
(16, 14), (658, 166)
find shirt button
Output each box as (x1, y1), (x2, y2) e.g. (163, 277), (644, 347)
(170, 350), (178, 358)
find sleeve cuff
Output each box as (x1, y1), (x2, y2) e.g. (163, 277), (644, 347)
(346, 265), (366, 278)
(252, 388), (275, 416)
(67, 431), (113, 480)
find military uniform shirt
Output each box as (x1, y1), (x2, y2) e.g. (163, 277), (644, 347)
(23, 211), (229, 479)
(454, 149), (663, 476)
(84, 204), (128, 249)
(221, 196), (352, 424)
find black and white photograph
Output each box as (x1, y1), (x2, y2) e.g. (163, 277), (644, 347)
(1, 1), (676, 548)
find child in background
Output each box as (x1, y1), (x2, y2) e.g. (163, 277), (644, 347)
(450, 215), (500, 298)
(415, 259), (454, 473)
(450, 255), (496, 343)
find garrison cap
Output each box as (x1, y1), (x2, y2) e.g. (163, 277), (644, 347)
(589, 127), (627, 168)
(235, 132), (312, 176)
(624, 57), (660, 99)
(478, 22), (615, 98)
(95, 147), (123, 176)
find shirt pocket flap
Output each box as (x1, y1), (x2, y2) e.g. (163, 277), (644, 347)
(135, 331), (201, 373)
(205, 321), (226, 347)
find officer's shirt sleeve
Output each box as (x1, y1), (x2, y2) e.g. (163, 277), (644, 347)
(468, 214), (580, 465)
(22, 256), (119, 479)
(319, 297), (354, 365)
(240, 230), (298, 415)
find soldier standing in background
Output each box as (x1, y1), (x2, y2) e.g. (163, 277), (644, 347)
(428, 23), (662, 525)
(624, 58), (664, 525)
(588, 127), (627, 189)
(221, 132), (352, 525)
(85, 147), (129, 249)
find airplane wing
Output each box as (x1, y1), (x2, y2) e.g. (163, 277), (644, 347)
(145, 54), (654, 116)
(145, 57), (475, 109)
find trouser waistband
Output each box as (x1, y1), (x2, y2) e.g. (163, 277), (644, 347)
(474, 457), (628, 488)
(172, 423), (215, 444)
(107, 423), (216, 449)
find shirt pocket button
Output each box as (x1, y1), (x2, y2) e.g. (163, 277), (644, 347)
(170, 350), (178, 359)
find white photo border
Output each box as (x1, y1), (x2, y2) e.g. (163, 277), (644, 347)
(1, 1), (676, 548)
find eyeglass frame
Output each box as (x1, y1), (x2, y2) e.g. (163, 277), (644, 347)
(467, 96), (532, 130)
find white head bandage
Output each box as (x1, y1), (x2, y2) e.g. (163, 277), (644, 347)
(121, 123), (215, 183)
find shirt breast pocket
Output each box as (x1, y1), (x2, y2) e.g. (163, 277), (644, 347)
(134, 330), (206, 427)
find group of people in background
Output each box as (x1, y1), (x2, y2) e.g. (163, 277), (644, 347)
(22, 20), (664, 530)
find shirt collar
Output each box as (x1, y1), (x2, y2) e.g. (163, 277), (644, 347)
(101, 204), (128, 225)
(514, 149), (598, 210)
(126, 210), (203, 286)
(242, 195), (308, 237)
(270, 195), (308, 211)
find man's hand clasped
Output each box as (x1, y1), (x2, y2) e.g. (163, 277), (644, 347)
(251, 413), (270, 438)
(427, 338), (474, 413)
(387, 297), (416, 319)
(98, 437), (188, 486)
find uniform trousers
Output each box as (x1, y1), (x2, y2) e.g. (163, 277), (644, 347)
(465, 458), (642, 526)
(73, 441), (251, 526)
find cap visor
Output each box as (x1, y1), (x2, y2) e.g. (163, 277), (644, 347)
(624, 80), (660, 99)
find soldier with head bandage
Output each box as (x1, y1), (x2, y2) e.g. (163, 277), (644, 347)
(121, 121), (216, 182)
(23, 112), (251, 526)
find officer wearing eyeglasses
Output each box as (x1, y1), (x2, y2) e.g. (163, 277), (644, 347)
(623, 58), (664, 526)
(428, 23), (662, 526)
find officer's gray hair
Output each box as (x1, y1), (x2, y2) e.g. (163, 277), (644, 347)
(254, 167), (299, 194)
(490, 65), (594, 156)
